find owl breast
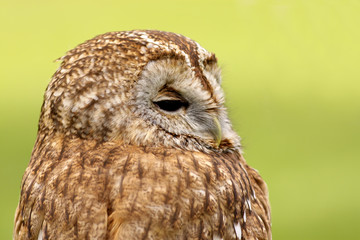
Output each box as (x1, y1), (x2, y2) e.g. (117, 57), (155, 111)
(16, 135), (269, 239)
(106, 147), (270, 240)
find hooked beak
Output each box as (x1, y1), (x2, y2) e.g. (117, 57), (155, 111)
(210, 117), (222, 147)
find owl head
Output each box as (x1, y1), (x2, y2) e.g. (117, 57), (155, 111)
(39, 30), (241, 152)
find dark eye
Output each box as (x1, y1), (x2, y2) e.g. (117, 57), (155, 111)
(153, 100), (189, 112)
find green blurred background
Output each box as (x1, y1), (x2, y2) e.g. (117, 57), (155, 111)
(1, 0), (359, 239)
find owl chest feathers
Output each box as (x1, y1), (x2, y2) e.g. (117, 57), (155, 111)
(15, 135), (270, 240)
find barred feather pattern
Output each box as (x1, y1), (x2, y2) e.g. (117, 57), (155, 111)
(15, 134), (270, 239)
(14, 30), (271, 240)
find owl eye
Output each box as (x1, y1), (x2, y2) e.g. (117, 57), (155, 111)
(153, 100), (189, 112)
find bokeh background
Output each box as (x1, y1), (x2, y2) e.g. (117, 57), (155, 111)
(1, 0), (359, 239)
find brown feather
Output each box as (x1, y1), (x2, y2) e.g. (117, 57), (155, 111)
(14, 30), (271, 240)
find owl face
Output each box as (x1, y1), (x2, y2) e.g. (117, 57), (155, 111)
(131, 58), (238, 151)
(41, 30), (240, 152)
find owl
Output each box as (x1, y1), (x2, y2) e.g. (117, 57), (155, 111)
(14, 30), (271, 240)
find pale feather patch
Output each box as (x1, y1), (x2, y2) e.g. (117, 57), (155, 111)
(213, 233), (223, 240)
(234, 222), (242, 239)
(53, 88), (63, 97)
(37, 229), (43, 240)
(253, 191), (257, 200)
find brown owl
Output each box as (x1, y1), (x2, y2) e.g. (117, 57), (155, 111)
(14, 30), (271, 240)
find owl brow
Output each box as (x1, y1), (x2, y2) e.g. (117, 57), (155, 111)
(143, 30), (215, 98)
(157, 86), (186, 99)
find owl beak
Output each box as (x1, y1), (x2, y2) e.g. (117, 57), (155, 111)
(211, 117), (222, 147)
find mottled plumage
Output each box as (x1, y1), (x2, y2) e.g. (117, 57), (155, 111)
(14, 30), (271, 240)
